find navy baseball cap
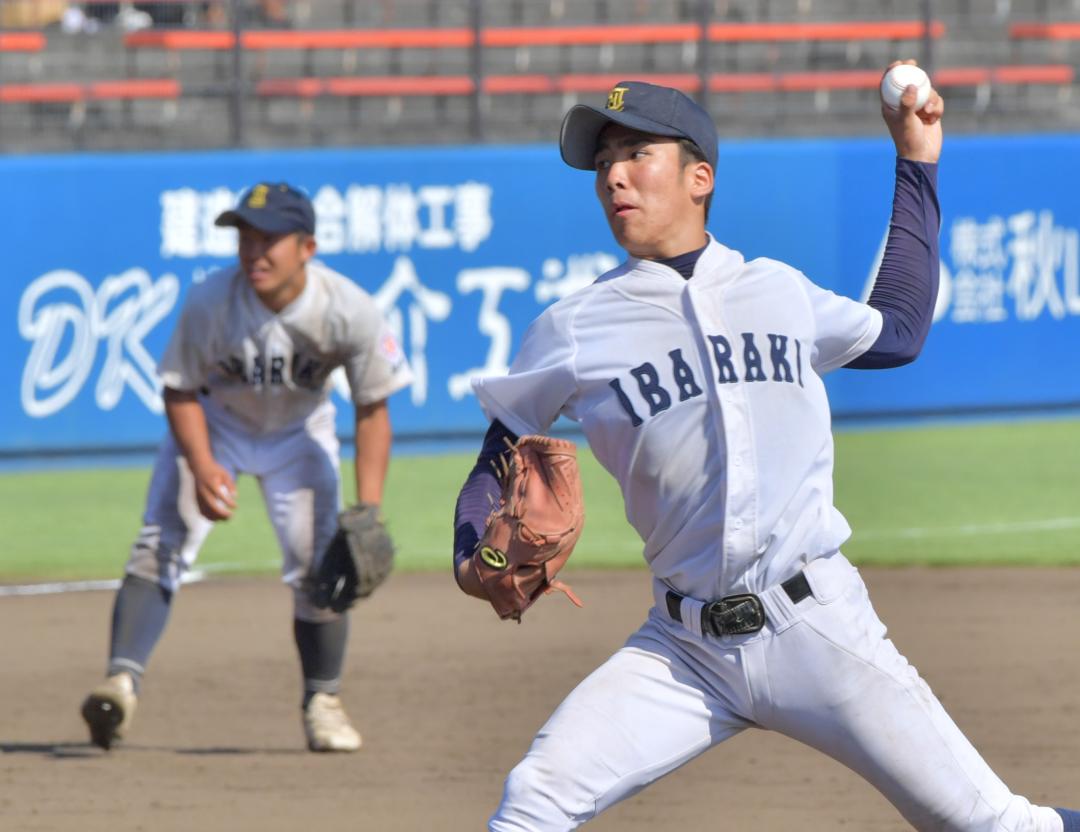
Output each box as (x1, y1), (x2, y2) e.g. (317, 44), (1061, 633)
(215, 182), (316, 235)
(559, 81), (718, 171)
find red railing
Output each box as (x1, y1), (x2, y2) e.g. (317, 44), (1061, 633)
(1010, 22), (1080, 40)
(0, 32), (47, 52)
(0, 79), (181, 103)
(122, 19), (946, 51)
(4, 64), (1071, 105)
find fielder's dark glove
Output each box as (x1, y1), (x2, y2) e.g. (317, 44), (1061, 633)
(310, 503), (395, 613)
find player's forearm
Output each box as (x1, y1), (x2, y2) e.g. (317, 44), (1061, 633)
(163, 388), (216, 472)
(452, 419), (518, 595)
(847, 159), (940, 369)
(353, 401), (391, 505)
(452, 464), (499, 592)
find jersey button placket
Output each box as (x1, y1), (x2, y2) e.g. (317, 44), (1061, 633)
(723, 386), (756, 572)
(729, 454), (744, 555)
(689, 282), (749, 585)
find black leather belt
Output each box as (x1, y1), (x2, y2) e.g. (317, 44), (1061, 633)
(665, 572), (812, 637)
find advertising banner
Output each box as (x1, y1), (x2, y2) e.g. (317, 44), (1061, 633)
(4, 134), (1078, 456)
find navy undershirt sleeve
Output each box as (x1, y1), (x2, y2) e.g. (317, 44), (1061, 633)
(845, 158), (940, 369)
(452, 418), (519, 583)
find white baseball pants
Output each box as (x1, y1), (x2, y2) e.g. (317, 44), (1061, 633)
(489, 553), (1063, 832)
(125, 401), (342, 622)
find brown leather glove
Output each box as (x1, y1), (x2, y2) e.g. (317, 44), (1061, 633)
(469, 435), (585, 621)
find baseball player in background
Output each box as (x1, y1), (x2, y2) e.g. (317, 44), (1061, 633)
(80, 183), (412, 753)
(452, 65), (1080, 830)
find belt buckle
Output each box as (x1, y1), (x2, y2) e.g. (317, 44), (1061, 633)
(704, 593), (766, 636)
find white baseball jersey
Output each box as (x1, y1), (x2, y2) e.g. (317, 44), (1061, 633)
(159, 259), (411, 434)
(474, 236), (881, 601)
(128, 259), (411, 616)
(480, 237), (1068, 832)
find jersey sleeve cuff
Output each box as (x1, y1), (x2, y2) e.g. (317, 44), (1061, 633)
(473, 383), (544, 438)
(351, 372), (413, 406)
(157, 370), (201, 392)
(818, 306), (885, 374)
(846, 306), (885, 364)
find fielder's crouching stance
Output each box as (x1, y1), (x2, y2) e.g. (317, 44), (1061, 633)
(452, 67), (1080, 830)
(80, 183), (411, 753)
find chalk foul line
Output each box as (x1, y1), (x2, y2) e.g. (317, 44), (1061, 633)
(5, 521), (1080, 596)
(0, 560), (277, 597)
(854, 516), (1080, 541)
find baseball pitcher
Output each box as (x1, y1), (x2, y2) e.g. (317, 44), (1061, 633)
(452, 65), (1080, 831)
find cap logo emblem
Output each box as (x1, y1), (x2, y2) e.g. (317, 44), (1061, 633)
(247, 184), (269, 209)
(606, 86), (628, 112)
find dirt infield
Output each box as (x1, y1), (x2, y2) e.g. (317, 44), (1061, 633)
(5, 566), (1080, 831)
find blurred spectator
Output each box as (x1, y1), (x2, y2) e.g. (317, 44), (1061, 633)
(81, 3), (121, 26)
(56, 1), (291, 31)
(75, 3), (152, 31)
(203, 0), (291, 28)
(1, 0), (69, 28)
(60, 2), (211, 31)
(135, 2), (187, 26)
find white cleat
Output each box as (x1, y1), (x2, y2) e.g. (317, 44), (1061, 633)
(81, 673), (137, 750)
(303, 692), (362, 753)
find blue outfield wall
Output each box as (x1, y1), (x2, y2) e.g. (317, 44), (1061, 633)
(3, 134), (1079, 456)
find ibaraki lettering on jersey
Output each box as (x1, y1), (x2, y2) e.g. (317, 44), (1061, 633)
(251, 355), (287, 386)
(707, 333), (804, 387)
(216, 352), (325, 391)
(292, 355), (324, 386)
(216, 356), (247, 383)
(609, 333), (804, 426)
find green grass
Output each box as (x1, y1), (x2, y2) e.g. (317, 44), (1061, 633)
(0, 448), (643, 581)
(834, 418), (1080, 565)
(3, 417), (1080, 581)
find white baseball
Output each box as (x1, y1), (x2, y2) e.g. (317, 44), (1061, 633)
(880, 64), (931, 110)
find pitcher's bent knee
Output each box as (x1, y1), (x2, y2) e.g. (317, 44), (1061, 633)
(489, 755), (593, 831)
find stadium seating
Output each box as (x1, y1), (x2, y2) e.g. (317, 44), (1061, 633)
(0, 0), (1077, 152)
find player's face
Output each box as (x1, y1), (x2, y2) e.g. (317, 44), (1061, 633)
(593, 124), (712, 259)
(237, 225), (316, 312)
